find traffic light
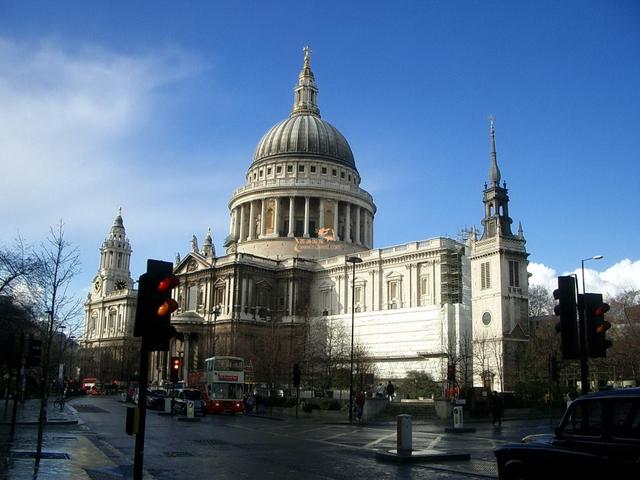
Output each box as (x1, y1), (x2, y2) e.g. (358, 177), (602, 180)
(553, 276), (580, 359)
(584, 293), (612, 358)
(170, 356), (181, 383)
(26, 335), (43, 367)
(134, 259), (181, 351)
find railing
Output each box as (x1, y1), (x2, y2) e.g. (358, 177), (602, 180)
(231, 177), (374, 204)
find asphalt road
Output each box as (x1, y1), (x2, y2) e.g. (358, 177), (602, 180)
(63, 396), (559, 479)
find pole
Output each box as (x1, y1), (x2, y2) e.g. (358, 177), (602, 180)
(580, 260), (589, 395)
(349, 260), (355, 424)
(133, 342), (150, 480)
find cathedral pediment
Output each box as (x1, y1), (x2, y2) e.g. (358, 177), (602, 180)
(174, 252), (213, 275)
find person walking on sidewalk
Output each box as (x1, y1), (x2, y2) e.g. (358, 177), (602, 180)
(355, 391), (365, 421)
(490, 391), (504, 427)
(386, 381), (395, 402)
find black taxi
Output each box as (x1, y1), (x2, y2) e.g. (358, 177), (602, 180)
(495, 387), (640, 479)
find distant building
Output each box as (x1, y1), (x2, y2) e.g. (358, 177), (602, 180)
(81, 49), (530, 391)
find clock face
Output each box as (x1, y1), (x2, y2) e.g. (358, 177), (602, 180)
(115, 280), (127, 290)
(93, 277), (102, 292)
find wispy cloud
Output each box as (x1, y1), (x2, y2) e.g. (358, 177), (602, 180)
(0, 38), (237, 252)
(528, 258), (640, 299)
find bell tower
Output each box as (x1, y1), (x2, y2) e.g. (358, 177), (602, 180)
(470, 118), (529, 392)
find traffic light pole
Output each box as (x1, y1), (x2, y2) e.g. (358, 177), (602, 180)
(133, 341), (150, 480)
(578, 295), (589, 396)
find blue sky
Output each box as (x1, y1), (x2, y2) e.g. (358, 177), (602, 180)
(1, 0), (638, 300)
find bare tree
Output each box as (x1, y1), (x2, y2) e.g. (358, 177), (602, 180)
(528, 284), (555, 317)
(607, 290), (640, 382)
(27, 221), (82, 466)
(0, 235), (39, 296)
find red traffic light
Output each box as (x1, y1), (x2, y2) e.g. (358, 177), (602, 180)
(594, 303), (610, 317)
(158, 275), (179, 293)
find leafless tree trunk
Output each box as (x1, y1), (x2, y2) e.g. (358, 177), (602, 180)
(28, 221), (81, 469)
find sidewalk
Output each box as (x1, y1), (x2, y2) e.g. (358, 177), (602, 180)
(1, 397), (79, 426)
(1, 398), (127, 479)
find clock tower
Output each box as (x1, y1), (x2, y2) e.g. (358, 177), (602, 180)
(80, 209), (139, 383)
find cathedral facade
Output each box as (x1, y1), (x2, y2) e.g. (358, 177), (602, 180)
(81, 49), (529, 392)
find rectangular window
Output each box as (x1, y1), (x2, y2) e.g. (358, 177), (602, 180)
(509, 260), (520, 287)
(259, 169), (263, 178)
(187, 285), (198, 311)
(322, 167), (327, 174)
(332, 169), (337, 176)
(348, 174), (351, 181)
(287, 165), (293, 173)
(310, 165), (316, 173)
(388, 281), (399, 308)
(341, 171), (345, 178)
(420, 275), (430, 304)
(481, 262), (491, 290)
(267, 167), (272, 175)
(298, 165), (305, 172)
(276, 165), (282, 174)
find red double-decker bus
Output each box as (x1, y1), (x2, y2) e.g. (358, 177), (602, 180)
(189, 356), (244, 414)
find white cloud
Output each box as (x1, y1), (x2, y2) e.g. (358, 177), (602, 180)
(0, 38), (235, 242)
(528, 259), (640, 299)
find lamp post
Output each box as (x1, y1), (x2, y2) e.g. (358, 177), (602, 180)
(346, 256), (363, 423)
(579, 255), (603, 395)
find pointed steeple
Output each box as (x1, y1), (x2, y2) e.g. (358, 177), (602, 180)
(481, 118), (514, 239)
(488, 116), (501, 186)
(109, 207), (126, 241)
(291, 46), (320, 117)
(175, 252), (181, 266)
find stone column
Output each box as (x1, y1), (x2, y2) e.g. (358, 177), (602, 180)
(182, 333), (190, 382)
(319, 198), (325, 229)
(238, 204), (245, 243)
(274, 197), (280, 237)
(288, 197), (295, 237)
(345, 203), (351, 243)
(333, 200), (339, 240)
(364, 211), (369, 247)
(229, 208), (235, 237)
(260, 199), (266, 238)
(248, 201), (256, 240)
(303, 196), (310, 238)
(355, 206), (361, 245)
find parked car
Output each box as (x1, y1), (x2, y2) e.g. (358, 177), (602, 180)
(146, 389), (168, 410)
(495, 387), (640, 479)
(172, 388), (206, 415)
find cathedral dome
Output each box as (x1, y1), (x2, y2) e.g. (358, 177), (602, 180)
(252, 114), (355, 169)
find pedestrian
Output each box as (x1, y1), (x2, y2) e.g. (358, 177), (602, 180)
(490, 391), (504, 427)
(375, 383), (385, 398)
(386, 381), (395, 402)
(355, 391), (365, 421)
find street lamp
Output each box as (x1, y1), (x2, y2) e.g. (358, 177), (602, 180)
(345, 256), (363, 423)
(579, 255), (603, 395)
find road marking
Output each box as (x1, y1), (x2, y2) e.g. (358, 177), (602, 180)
(427, 435), (442, 449)
(364, 432), (396, 447)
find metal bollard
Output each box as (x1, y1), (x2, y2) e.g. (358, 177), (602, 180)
(396, 414), (412, 455)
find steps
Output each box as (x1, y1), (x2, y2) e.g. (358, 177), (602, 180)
(377, 401), (438, 421)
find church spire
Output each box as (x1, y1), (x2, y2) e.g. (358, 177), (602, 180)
(292, 46), (320, 117)
(488, 116), (501, 186)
